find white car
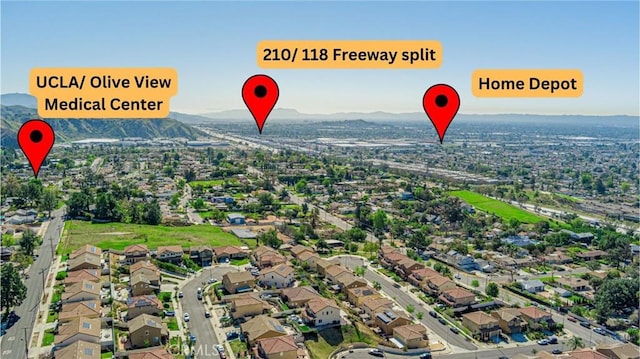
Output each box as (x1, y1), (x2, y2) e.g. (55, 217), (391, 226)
(184, 313), (190, 322)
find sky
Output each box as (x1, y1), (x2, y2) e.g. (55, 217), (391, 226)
(1, 1), (639, 116)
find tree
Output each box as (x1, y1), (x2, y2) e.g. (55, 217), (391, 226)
(19, 228), (39, 256)
(183, 168), (196, 182)
(471, 280), (480, 288)
(486, 282), (499, 297)
(595, 278), (638, 322)
(193, 198), (206, 211)
(67, 191), (92, 217)
(567, 336), (584, 350)
(406, 304), (415, 313)
(258, 229), (282, 249)
(372, 281), (381, 290)
(294, 179), (307, 194)
(143, 199), (162, 225)
(372, 209), (388, 236)
(416, 312), (424, 320)
(0, 263), (27, 314)
(363, 242), (379, 260)
(40, 187), (58, 217)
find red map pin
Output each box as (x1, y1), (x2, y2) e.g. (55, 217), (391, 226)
(242, 74), (279, 134)
(17, 119), (55, 178)
(423, 84), (460, 144)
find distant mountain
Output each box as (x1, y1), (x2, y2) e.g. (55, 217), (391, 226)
(1, 93), (38, 108)
(1, 104), (206, 148)
(200, 107), (639, 126)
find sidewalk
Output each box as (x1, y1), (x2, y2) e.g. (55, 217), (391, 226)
(28, 255), (63, 358)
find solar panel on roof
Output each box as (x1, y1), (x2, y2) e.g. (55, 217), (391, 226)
(84, 348), (94, 355)
(385, 311), (397, 320)
(82, 322), (91, 329)
(377, 313), (391, 324)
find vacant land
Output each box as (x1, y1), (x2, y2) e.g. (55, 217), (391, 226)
(449, 190), (545, 223)
(60, 220), (248, 252)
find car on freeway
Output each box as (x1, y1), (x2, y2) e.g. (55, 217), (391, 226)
(183, 313), (190, 322)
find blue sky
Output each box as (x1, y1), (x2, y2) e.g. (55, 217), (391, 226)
(1, 1), (638, 115)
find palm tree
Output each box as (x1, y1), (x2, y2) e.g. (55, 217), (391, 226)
(567, 336), (584, 350)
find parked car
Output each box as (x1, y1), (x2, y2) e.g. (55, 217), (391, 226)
(178, 291), (184, 298)
(226, 331), (239, 340)
(450, 327), (459, 334)
(547, 337), (558, 344)
(552, 349), (562, 354)
(205, 311), (211, 318)
(164, 311), (175, 317)
(419, 353), (432, 359)
(567, 316), (577, 322)
(368, 349), (384, 357)
(184, 313), (190, 322)
(429, 311), (437, 318)
(537, 339), (549, 345)
(593, 327), (606, 335)
(438, 318), (447, 325)
(580, 321), (591, 328)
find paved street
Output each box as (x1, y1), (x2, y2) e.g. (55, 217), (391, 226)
(335, 256), (477, 352)
(335, 345), (568, 359)
(0, 208), (65, 359)
(179, 266), (239, 358)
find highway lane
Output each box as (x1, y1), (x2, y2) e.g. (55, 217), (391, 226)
(0, 208), (65, 359)
(179, 266), (238, 358)
(335, 256), (477, 352)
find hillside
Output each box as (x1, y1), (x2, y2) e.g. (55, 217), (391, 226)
(0, 105), (206, 148)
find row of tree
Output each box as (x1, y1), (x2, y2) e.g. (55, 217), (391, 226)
(68, 188), (162, 225)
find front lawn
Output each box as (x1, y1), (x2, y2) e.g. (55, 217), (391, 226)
(42, 329), (55, 346)
(230, 258), (249, 266)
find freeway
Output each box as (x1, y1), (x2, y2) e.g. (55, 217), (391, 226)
(179, 266), (239, 358)
(0, 208), (65, 359)
(334, 256), (477, 352)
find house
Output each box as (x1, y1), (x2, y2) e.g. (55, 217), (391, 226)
(396, 258), (424, 279)
(546, 252), (573, 265)
(520, 279), (545, 293)
(382, 252), (407, 269)
(127, 295), (163, 319)
(222, 271), (256, 294)
(280, 286), (320, 308)
(461, 311), (501, 342)
(347, 286), (380, 307)
(302, 297), (340, 327)
(556, 277), (589, 292)
(491, 308), (525, 334)
(393, 324), (429, 349)
(130, 261), (160, 277)
(361, 297), (394, 321)
(65, 269), (101, 285)
(375, 310), (412, 335)
(297, 251), (320, 269)
(130, 272), (159, 296)
(68, 253), (102, 272)
(227, 213), (246, 225)
(290, 245), (313, 258)
(258, 264), (295, 289)
(155, 246), (183, 264)
(576, 250), (607, 261)
(59, 300), (101, 323)
(124, 244), (150, 264)
(325, 265), (349, 284)
(189, 246), (213, 266)
(335, 272), (367, 292)
(257, 335), (298, 359)
(213, 246), (249, 262)
(439, 287), (476, 308)
(231, 296), (266, 320)
(596, 342), (640, 359)
(240, 315), (287, 345)
(315, 258), (335, 276)
(54, 317), (101, 348)
(408, 267), (440, 287)
(70, 245), (102, 260)
(519, 307), (553, 330)
(424, 275), (457, 296)
(53, 340), (100, 359)
(252, 246), (286, 269)
(129, 313), (169, 349)
(0, 247), (14, 262)
(128, 348), (175, 359)
(62, 280), (101, 303)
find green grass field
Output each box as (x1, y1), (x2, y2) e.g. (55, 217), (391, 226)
(189, 179), (224, 187)
(61, 220), (246, 252)
(449, 190), (545, 223)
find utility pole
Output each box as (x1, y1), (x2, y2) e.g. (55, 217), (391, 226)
(39, 267), (47, 291)
(22, 327), (29, 358)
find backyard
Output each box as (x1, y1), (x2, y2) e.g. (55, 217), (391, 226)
(305, 323), (378, 359)
(59, 220), (248, 252)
